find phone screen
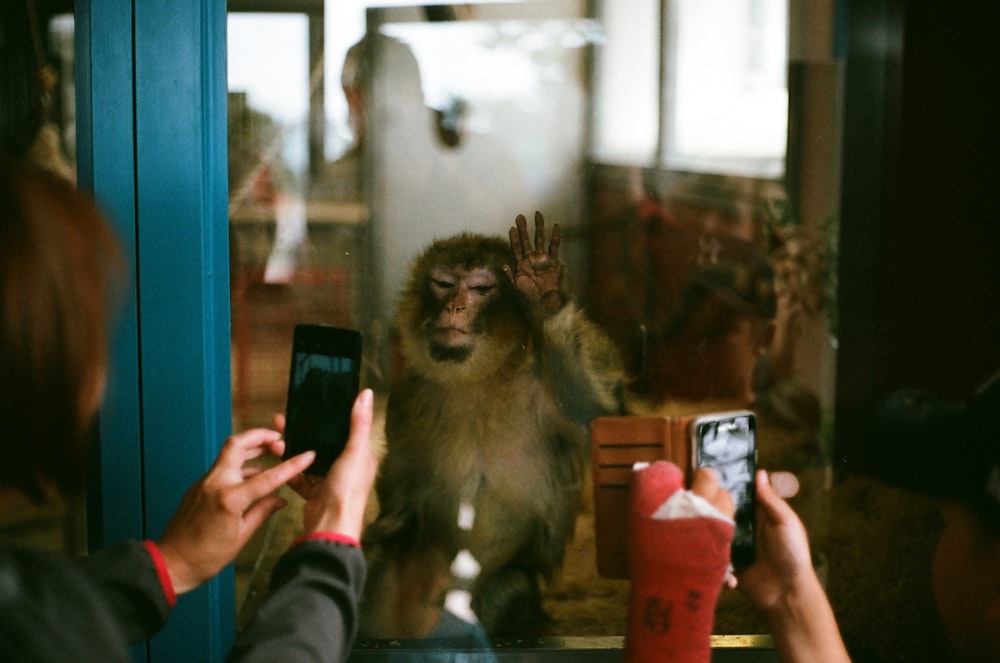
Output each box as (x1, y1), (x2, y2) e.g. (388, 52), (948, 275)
(283, 325), (362, 475)
(692, 411), (756, 567)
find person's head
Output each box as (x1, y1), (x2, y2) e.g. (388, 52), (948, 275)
(341, 33), (425, 151)
(0, 157), (123, 503)
(340, 37), (370, 149)
(644, 227), (776, 404)
(867, 373), (1000, 662)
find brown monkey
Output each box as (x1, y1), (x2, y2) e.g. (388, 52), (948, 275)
(360, 212), (625, 640)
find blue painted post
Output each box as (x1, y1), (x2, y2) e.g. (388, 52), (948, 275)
(75, 0), (144, 551)
(133, 1), (234, 660)
(76, 0), (234, 660)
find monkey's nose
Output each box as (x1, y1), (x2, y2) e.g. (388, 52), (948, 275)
(447, 289), (471, 314)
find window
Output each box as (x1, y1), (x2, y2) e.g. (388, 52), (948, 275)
(593, 0), (787, 178)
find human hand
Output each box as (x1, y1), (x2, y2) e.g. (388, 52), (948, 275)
(734, 470), (816, 611)
(157, 428), (317, 595)
(625, 462), (735, 663)
(286, 389), (379, 540)
(503, 211), (565, 315)
(690, 466), (736, 519)
(734, 475), (851, 662)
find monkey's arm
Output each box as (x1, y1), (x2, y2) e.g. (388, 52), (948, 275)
(505, 211), (626, 421)
(540, 301), (627, 425)
(364, 377), (450, 552)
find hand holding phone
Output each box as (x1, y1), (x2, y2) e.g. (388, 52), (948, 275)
(282, 324), (363, 475)
(591, 411), (757, 577)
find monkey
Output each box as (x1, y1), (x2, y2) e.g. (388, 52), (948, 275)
(358, 212), (626, 640)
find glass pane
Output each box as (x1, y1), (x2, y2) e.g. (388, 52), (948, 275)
(1, 1), (960, 660)
(227, 8), (360, 623)
(222, 3), (945, 662)
(227, 2), (599, 636)
(226, 0), (806, 646)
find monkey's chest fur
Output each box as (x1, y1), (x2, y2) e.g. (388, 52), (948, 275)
(376, 366), (586, 585)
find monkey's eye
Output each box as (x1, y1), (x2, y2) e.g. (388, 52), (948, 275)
(464, 268), (498, 296)
(432, 278), (455, 290)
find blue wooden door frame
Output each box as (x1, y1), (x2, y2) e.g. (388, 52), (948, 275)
(75, 1), (234, 660)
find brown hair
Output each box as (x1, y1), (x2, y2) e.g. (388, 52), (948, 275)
(0, 158), (124, 501)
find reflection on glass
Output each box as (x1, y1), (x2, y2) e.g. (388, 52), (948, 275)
(365, 14), (591, 333)
(667, 0), (788, 176)
(0, 1), (956, 659)
(223, 3), (938, 661)
(226, 1), (811, 646)
(592, 0), (787, 176)
(227, 7), (370, 629)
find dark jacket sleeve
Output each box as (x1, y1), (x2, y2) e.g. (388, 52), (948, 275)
(0, 547), (134, 663)
(74, 540), (173, 643)
(227, 538), (367, 663)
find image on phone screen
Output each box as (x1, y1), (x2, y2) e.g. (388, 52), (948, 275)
(693, 411), (756, 566)
(284, 325), (361, 475)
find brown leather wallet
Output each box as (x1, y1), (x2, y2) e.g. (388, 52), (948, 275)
(590, 415), (695, 579)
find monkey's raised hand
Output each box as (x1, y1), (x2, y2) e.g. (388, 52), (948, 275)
(504, 211), (565, 315)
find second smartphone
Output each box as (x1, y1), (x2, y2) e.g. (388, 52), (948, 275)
(282, 324), (363, 476)
(691, 410), (757, 567)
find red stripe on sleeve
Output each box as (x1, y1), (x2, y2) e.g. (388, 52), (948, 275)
(291, 531), (361, 548)
(142, 540), (177, 609)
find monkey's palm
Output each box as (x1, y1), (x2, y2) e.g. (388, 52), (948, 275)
(506, 211), (564, 314)
(511, 252), (561, 297)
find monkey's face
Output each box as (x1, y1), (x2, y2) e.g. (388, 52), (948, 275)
(426, 266), (498, 362)
(397, 234), (531, 383)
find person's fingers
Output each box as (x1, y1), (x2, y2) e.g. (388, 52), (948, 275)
(286, 473), (315, 500)
(241, 465), (265, 480)
(229, 450), (315, 510)
(261, 434), (286, 458)
(344, 389), (375, 454)
(690, 466), (721, 493)
(240, 494), (289, 536)
(238, 442), (281, 464)
(271, 413), (286, 434)
(754, 470), (778, 511)
(691, 466), (735, 517)
(716, 487), (735, 518)
(768, 470), (800, 499)
(214, 428), (283, 471)
(296, 390), (377, 538)
(754, 470), (798, 523)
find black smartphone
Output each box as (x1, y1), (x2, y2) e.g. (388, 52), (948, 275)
(282, 324), (363, 475)
(691, 410), (756, 567)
